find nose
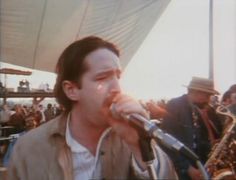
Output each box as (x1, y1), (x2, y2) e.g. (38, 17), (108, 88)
(110, 77), (122, 93)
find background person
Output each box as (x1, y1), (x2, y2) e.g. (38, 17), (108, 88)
(161, 77), (223, 180)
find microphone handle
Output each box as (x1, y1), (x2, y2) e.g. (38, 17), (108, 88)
(127, 113), (200, 161)
(110, 105), (200, 162)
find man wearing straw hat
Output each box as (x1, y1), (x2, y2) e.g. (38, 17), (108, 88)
(161, 77), (223, 180)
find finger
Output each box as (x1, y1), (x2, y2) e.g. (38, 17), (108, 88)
(115, 101), (148, 119)
(112, 96), (133, 109)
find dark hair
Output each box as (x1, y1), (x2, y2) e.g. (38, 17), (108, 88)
(222, 90), (232, 103)
(229, 84), (236, 93)
(47, 103), (52, 109)
(54, 36), (119, 112)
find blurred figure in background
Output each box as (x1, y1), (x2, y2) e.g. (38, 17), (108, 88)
(7, 105), (26, 134)
(145, 99), (168, 120)
(221, 84), (236, 115)
(209, 95), (220, 109)
(37, 104), (46, 124)
(229, 84), (236, 92)
(161, 77), (223, 180)
(43, 103), (55, 122)
(2, 112), (39, 167)
(0, 105), (14, 125)
(52, 104), (63, 117)
(228, 92), (236, 115)
(221, 90), (232, 106)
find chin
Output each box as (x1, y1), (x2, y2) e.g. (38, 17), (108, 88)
(97, 120), (110, 129)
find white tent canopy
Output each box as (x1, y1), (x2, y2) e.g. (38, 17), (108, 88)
(0, 0), (170, 72)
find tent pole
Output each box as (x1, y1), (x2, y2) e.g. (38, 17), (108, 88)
(4, 74), (7, 88)
(209, 0), (214, 80)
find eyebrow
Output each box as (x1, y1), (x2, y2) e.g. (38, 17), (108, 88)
(95, 68), (121, 77)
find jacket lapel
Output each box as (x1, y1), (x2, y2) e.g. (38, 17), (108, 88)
(49, 113), (74, 180)
(100, 130), (131, 179)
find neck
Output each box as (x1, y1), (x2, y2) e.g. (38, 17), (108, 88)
(69, 109), (108, 155)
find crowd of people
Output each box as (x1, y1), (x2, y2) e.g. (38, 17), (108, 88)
(0, 103), (62, 128)
(0, 103), (63, 165)
(0, 36), (235, 180)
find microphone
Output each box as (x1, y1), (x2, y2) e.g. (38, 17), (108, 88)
(110, 104), (199, 161)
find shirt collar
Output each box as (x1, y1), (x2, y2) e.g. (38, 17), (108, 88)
(65, 112), (111, 153)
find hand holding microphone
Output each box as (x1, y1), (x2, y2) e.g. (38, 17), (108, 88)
(105, 93), (149, 145)
(110, 97), (200, 162)
(106, 93), (152, 170)
(107, 94), (206, 179)
(105, 93), (202, 176)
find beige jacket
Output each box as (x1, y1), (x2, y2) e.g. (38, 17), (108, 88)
(8, 114), (177, 180)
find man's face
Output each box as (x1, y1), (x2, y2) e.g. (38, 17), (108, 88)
(77, 48), (122, 127)
(25, 116), (37, 130)
(193, 91), (211, 109)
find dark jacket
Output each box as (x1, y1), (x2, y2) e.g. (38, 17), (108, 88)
(161, 94), (222, 180)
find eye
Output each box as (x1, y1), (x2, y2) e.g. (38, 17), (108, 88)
(96, 76), (108, 81)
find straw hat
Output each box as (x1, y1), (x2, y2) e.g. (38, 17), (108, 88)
(185, 77), (219, 95)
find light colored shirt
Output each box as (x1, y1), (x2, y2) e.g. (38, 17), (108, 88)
(65, 113), (155, 180)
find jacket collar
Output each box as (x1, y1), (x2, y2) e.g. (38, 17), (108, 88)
(48, 112), (73, 180)
(49, 112), (68, 138)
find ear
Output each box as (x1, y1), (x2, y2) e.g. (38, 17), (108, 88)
(62, 80), (80, 101)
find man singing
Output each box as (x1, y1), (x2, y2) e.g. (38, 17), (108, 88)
(8, 36), (177, 180)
